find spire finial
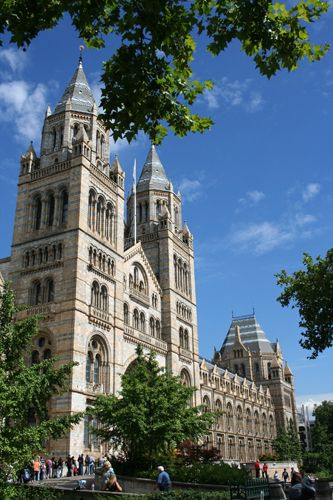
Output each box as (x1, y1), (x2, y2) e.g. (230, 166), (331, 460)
(79, 44), (84, 63)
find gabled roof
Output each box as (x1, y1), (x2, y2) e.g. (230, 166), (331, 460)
(110, 157), (124, 175)
(55, 59), (95, 114)
(124, 241), (162, 293)
(220, 314), (274, 355)
(137, 145), (169, 192)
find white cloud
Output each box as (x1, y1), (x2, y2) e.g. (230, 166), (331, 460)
(239, 190), (266, 205)
(178, 178), (202, 202)
(0, 80), (47, 143)
(0, 47), (28, 73)
(203, 77), (264, 113)
(230, 209), (317, 255)
(302, 183), (320, 202)
(231, 222), (292, 254)
(294, 213), (317, 227)
(296, 393), (333, 416)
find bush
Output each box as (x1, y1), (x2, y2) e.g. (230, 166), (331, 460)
(0, 483), (61, 500)
(137, 463), (249, 485)
(120, 491), (230, 500)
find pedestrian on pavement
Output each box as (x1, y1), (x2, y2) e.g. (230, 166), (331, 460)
(282, 468), (289, 483)
(40, 457), (46, 480)
(157, 466), (171, 492)
(85, 454), (90, 474)
(274, 471), (279, 481)
(263, 463), (268, 479)
(78, 454), (84, 476)
(46, 457), (53, 479)
(52, 457), (57, 478)
(255, 459), (261, 479)
(66, 455), (73, 477)
(33, 457), (40, 481)
(88, 455), (95, 475)
(57, 457), (63, 478)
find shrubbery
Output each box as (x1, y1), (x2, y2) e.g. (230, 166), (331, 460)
(120, 491), (230, 500)
(0, 483), (61, 500)
(137, 462), (249, 485)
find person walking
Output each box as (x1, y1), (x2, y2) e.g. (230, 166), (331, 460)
(274, 471), (279, 481)
(33, 457), (40, 481)
(66, 455), (73, 477)
(88, 455), (95, 475)
(39, 457), (46, 481)
(157, 466), (171, 492)
(282, 468), (289, 483)
(57, 457), (64, 478)
(46, 457), (53, 479)
(85, 454), (90, 475)
(263, 463), (268, 479)
(78, 454), (84, 476)
(255, 459), (261, 479)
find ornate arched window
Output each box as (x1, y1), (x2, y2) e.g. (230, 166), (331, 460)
(46, 278), (54, 303)
(254, 411), (260, 435)
(203, 395), (211, 413)
(156, 320), (161, 339)
(31, 335), (52, 365)
(150, 317), (155, 337)
(215, 399), (223, 429)
(237, 406), (243, 432)
(226, 403), (234, 431)
(100, 285), (108, 312)
(88, 189), (96, 229)
(180, 369), (191, 387)
(86, 336), (108, 392)
(140, 312), (146, 333)
(184, 329), (189, 350)
(60, 190), (68, 224)
(31, 350), (39, 365)
(94, 354), (101, 384)
(124, 303), (129, 325)
(91, 281), (99, 308)
(33, 195), (42, 230)
(86, 353), (93, 382)
(133, 309), (139, 329)
(262, 413), (268, 435)
(269, 415), (274, 437)
(179, 327), (184, 348)
(31, 280), (42, 305)
(47, 193), (55, 226)
(246, 408), (252, 433)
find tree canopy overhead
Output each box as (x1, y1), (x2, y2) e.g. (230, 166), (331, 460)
(276, 249), (333, 359)
(0, 0), (329, 143)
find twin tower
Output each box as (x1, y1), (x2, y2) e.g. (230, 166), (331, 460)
(0, 58), (296, 458)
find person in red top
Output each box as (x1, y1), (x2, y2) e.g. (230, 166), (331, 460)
(255, 459), (261, 478)
(263, 463), (268, 479)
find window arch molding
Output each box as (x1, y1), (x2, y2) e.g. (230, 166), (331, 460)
(85, 333), (110, 392)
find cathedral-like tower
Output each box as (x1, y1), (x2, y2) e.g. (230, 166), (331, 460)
(213, 314), (297, 430)
(9, 57), (125, 454)
(126, 147), (201, 402)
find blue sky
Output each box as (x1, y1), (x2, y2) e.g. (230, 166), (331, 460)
(0, 10), (333, 410)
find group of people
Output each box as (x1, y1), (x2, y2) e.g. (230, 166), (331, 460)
(20, 454), (97, 483)
(254, 460), (295, 482)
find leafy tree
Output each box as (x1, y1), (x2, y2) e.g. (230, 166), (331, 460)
(89, 346), (214, 468)
(0, 283), (82, 481)
(272, 422), (302, 462)
(276, 250), (333, 358)
(303, 400), (333, 474)
(0, 0), (329, 143)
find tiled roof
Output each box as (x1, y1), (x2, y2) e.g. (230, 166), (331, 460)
(220, 314), (274, 355)
(137, 145), (169, 192)
(55, 60), (95, 114)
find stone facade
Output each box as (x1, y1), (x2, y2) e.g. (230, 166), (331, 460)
(0, 59), (297, 460)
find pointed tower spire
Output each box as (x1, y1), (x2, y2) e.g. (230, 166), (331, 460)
(137, 145), (169, 192)
(54, 55), (95, 114)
